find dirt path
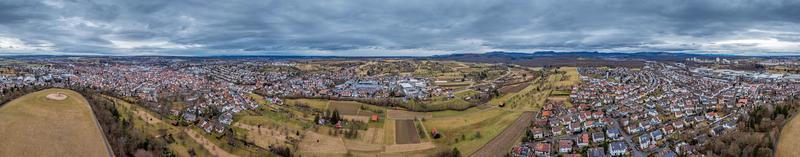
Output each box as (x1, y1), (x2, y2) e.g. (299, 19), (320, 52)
(470, 111), (535, 157)
(185, 128), (237, 157)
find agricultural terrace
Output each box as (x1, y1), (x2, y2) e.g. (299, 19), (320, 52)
(0, 89), (112, 157)
(103, 95), (215, 157)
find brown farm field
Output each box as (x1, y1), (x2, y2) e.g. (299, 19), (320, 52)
(498, 82), (531, 94)
(0, 89), (112, 157)
(396, 119), (421, 144)
(329, 100), (364, 115)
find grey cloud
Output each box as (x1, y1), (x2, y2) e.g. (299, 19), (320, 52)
(1, 0), (800, 56)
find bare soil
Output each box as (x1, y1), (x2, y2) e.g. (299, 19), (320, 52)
(395, 120), (421, 144)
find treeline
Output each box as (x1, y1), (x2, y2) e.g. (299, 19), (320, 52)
(281, 95), (483, 112)
(701, 98), (800, 157)
(75, 88), (175, 157)
(0, 85), (48, 107)
(270, 91), (495, 112)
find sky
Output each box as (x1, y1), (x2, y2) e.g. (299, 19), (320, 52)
(0, 0), (799, 56)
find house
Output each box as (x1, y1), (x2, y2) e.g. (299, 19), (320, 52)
(650, 130), (664, 141)
(559, 140), (574, 153)
(371, 115), (379, 121)
(662, 125), (675, 134)
(199, 120), (212, 133)
(592, 132), (605, 143)
(584, 120), (596, 130)
(656, 149), (678, 157)
(569, 122), (582, 133)
(608, 142), (627, 156)
(593, 111), (605, 119)
(672, 121), (684, 129)
(588, 147), (606, 157)
(627, 125), (642, 134)
(710, 126), (725, 136)
(577, 133), (590, 147)
(606, 128), (622, 140)
(638, 136), (651, 149)
(705, 112), (719, 121)
(531, 127), (545, 139)
(553, 127), (564, 136)
(542, 110), (553, 117)
(723, 122), (736, 129)
(534, 142), (552, 156)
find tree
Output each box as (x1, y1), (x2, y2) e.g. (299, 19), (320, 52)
(452, 148), (461, 157)
(757, 148), (772, 157)
(330, 109), (341, 125)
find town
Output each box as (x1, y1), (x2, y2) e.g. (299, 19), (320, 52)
(2, 55), (800, 157)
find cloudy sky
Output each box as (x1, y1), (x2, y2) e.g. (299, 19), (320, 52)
(0, 0), (799, 56)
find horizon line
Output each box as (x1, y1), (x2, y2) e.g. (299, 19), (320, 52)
(1, 51), (799, 57)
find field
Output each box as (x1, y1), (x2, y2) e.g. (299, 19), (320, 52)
(329, 101), (365, 115)
(471, 111), (535, 157)
(387, 109), (433, 120)
(285, 98), (330, 110)
(550, 67), (580, 89)
(396, 120), (422, 144)
(0, 89), (112, 157)
(498, 82), (531, 94)
(104, 95), (214, 157)
(298, 131), (348, 156)
(233, 123), (297, 149)
(385, 119), (397, 144)
(488, 79), (548, 110)
(777, 114), (800, 157)
(423, 108), (523, 156)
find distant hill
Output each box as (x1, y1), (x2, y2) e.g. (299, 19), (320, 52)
(429, 51), (739, 67)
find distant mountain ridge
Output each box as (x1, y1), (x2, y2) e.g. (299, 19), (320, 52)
(429, 51), (746, 67)
(433, 51), (738, 60)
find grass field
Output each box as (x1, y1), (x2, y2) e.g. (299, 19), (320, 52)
(551, 67), (580, 88)
(777, 114), (800, 157)
(385, 119), (397, 144)
(0, 89), (112, 157)
(285, 98), (330, 110)
(329, 101), (369, 115)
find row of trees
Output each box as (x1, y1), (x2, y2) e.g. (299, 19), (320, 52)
(77, 89), (176, 157)
(701, 98), (800, 157)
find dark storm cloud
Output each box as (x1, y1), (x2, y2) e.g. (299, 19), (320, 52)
(0, 0), (799, 56)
